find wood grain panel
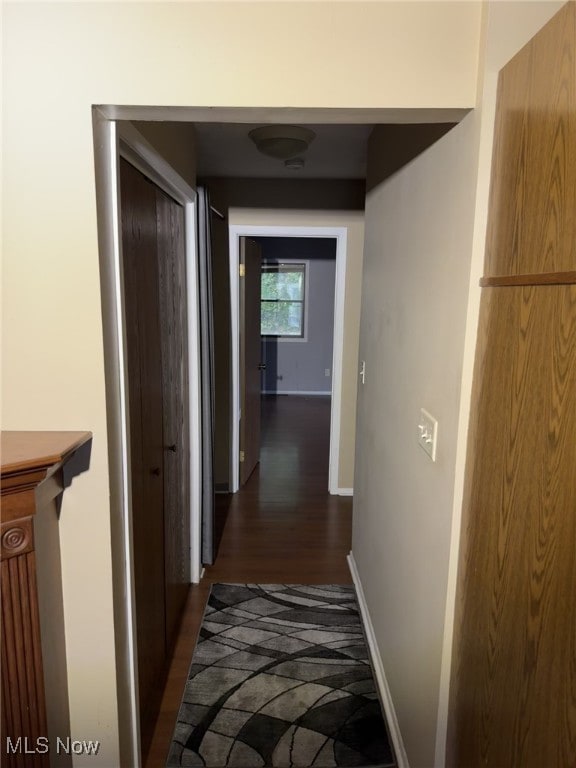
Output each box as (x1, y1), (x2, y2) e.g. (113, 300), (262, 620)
(447, 286), (576, 767)
(480, 270), (576, 287)
(1, 553), (49, 767)
(485, 1), (576, 277)
(156, 187), (190, 651)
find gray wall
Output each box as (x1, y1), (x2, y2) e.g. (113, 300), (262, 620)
(256, 238), (336, 394)
(352, 118), (480, 766)
(132, 121), (197, 188)
(204, 177), (366, 212)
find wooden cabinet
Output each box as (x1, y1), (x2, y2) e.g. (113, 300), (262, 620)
(1, 431), (92, 767)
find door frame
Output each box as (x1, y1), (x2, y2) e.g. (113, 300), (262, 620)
(93, 115), (201, 768)
(228, 224), (348, 494)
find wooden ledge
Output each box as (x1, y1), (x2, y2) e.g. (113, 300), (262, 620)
(1, 431), (92, 476)
(480, 271), (576, 287)
(1, 432), (92, 520)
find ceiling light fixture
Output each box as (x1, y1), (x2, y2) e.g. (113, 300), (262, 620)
(248, 125), (316, 160)
(284, 157), (305, 170)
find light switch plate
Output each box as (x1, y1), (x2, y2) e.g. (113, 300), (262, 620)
(418, 408), (438, 461)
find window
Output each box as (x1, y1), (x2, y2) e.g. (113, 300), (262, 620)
(261, 262), (306, 338)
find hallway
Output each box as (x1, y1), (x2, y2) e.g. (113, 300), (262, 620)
(145, 395), (353, 766)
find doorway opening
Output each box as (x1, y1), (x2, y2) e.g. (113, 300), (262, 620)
(257, 237), (336, 399)
(228, 225), (349, 497)
(94, 109), (372, 768)
(246, 235), (337, 481)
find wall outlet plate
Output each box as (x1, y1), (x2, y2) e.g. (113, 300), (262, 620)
(418, 408), (438, 461)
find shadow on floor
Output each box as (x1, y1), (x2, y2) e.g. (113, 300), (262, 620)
(214, 492), (233, 559)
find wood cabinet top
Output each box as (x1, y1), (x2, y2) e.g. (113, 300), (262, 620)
(1, 431), (93, 477)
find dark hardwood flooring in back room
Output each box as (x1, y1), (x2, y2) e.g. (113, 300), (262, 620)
(145, 394), (353, 768)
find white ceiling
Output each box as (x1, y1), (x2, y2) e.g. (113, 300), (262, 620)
(194, 122), (374, 180)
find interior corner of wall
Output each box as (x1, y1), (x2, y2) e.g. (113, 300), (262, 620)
(474, 1), (491, 108)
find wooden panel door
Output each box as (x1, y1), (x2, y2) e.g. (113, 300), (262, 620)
(448, 5), (576, 766)
(156, 187), (191, 650)
(120, 159), (192, 759)
(120, 159), (166, 722)
(239, 237), (262, 485)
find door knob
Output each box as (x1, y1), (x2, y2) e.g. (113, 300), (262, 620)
(258, 363), (267, 370)
(150, 467), (161, 476)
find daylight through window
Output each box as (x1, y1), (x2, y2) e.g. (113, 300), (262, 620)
(261, 263), (306, 338)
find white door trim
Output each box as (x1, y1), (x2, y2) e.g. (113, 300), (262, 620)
(184, 202), (202, 586)
(228, 224), (348, 495)
(93, 114), (200, 768)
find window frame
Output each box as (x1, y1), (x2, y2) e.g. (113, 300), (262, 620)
(260, 259), (309, 342)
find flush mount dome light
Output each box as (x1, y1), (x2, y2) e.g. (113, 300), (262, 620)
(248, 125), (316, 160)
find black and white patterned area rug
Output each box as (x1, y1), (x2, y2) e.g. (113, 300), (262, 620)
(167, 584), (395, 767)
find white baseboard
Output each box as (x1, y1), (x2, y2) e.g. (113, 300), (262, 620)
(192, 566), (205, 585)
(336, 487), (353, 496)
(348, 552), (410, 768)
(261, 390), (332, 396)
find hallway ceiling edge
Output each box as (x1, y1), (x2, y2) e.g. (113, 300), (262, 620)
(96, 105), (471, 124)
(95, 106), (471, 181)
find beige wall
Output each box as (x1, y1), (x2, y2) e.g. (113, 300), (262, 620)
(2, 2), (481, 764)
(228, 208), (364, 491)
(351, 3), (566, 767)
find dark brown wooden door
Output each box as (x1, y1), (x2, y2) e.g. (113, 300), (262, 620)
(156, 188), (191, 649)
(239, 237), (262, 486)
(120, 159), (166, 727)
(120, 158), (190, 756)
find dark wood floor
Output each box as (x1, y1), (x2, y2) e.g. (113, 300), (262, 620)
(144, 395), (353, 768)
